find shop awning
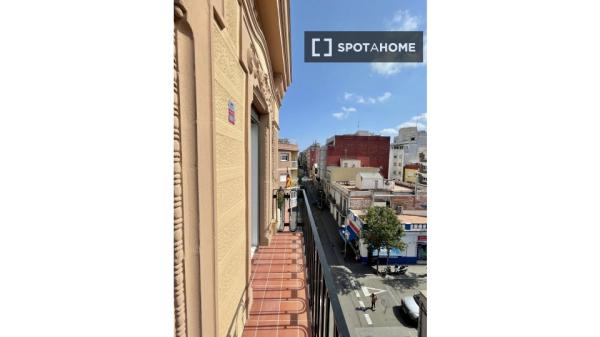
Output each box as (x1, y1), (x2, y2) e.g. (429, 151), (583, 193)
(338, 226), (357, 242)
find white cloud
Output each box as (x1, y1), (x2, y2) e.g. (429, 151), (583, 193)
(377, 91), (392, 103)
(333, 106), (356, 120)
(371, 9), (427, 77)
(389, 9), (420, 31)
(371, 62), (421, 76)
(380, 128), (398, 136)
(332, 112), (347, 120)
(343, 92), (392, 104)
(398, 121), (426, 130)
(379, 112), (428, 135)
(411, 112), (427, 122)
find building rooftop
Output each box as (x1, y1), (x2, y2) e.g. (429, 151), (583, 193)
(349, 209), (427, 224)
(333, 180), (413, 194)
(278, 140), (298, 152)
(278, 138), (296, 144)
(401, 210), (427, 216)
(358, 172), (383, 179)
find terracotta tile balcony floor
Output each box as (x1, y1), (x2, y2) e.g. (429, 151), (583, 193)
(243, 229), (312, 337)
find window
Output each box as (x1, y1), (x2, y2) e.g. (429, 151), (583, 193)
(280, 152), (289, 161)
(280, 174), (287, 182)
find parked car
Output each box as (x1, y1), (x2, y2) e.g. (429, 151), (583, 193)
(401, 296), (420, 322)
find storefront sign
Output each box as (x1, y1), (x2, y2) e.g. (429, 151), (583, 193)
(418, 235), (427, 241)
(228, 100), (236, 125)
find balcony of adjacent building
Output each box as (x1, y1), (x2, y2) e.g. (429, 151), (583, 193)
(279, 140), (299, 169)
(279, 154), (299, 170)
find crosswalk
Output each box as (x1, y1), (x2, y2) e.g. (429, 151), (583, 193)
(350, 278), (389, 326)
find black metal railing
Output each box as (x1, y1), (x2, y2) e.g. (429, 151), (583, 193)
(299, 189), (353, 337)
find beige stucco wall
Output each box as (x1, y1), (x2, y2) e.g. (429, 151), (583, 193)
(174, 1), (290, 336)
(327, 166), (379, 182)
(212, 5), (248, 336)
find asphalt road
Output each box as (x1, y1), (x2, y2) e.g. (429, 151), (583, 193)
(304, 184), (426, 337)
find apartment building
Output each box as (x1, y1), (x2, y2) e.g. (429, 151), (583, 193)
(306, 142), (321, 179)
(277, 139), (298, 189)
(389, 126), (427, 181)
(318, 144), (327, 183)
(174, 1), (291, 337)
(324, 131), (390, 178)
(327, 172), (413, 226)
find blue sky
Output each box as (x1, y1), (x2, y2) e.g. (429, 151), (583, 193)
(278, 0), (427, 150)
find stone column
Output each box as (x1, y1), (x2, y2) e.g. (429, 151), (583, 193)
(175, 4), (201, 337)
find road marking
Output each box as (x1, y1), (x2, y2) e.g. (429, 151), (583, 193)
(364, 313), (373, 325)
(358, 300), (365, 308)
(385, 285), (401, 306)
(355, 290), (361, 297)
(362, 286), (387, 297)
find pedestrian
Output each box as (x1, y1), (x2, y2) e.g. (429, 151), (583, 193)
(370, 293), (377, 311)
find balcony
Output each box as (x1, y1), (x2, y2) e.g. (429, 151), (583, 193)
(278, 160), (298, 171)
(243, 231), (310, 337)
(243, 189), (353, 337)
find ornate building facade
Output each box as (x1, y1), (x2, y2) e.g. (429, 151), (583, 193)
(173, 1), (291, 336)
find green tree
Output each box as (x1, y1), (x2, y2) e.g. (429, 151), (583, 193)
(361, 206), (406, 275)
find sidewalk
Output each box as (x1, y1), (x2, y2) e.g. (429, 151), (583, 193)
(374, 264), (427, 279)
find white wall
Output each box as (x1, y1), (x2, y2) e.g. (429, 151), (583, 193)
(355, 173), (383, 190)
(390, 128), (427, 181)
(357, 230), (426, 258)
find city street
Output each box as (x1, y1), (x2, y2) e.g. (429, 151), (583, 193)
(304, 184), (427, 337)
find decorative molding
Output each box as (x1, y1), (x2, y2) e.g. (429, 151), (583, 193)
(242, 0), (280, 109)
(249, 45), (276, 116)
(173, 27), (188, 337)
(174, 0), (186, 21)
(246, 48), (254, 74)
